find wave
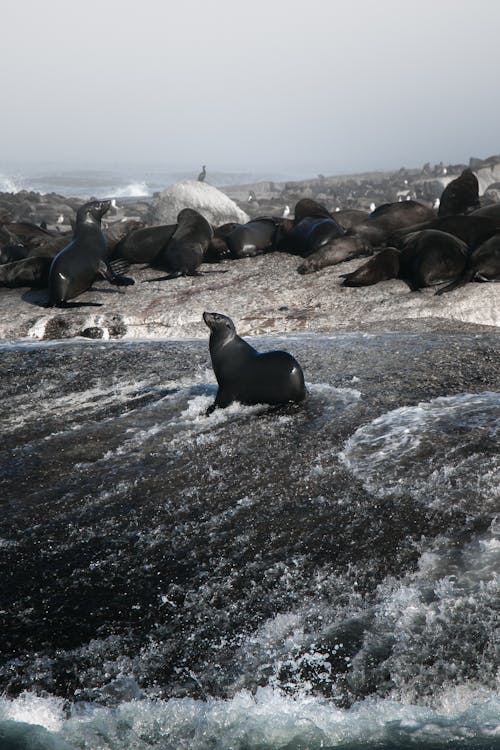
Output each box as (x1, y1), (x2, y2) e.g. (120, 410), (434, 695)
(105, 181), (151, 198)
(339, 391), (500, 512)
(0, 173), (24, 193)
(0, 685), (498, 749)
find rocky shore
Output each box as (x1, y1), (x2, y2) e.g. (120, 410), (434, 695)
(0, 155), (499, 341)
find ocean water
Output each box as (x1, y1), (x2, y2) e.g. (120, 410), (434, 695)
(0, 332), (499, 749)
(0, 165), (299, 199)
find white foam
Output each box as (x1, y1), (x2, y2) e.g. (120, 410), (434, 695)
(0, 686), (498, 749)
(108, 181), (150, 198)
(0, 691), (66, 732)
(0, 173), (23, 193)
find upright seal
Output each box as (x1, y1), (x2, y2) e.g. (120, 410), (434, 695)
(153, 208), (213, 278)
(203, 312), (306, 414)
(47, 200), (134, 307)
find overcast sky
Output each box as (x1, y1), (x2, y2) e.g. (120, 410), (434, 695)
(3, 0), (500, 176)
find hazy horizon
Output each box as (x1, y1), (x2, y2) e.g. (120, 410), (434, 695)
(3, 0), (500, 176)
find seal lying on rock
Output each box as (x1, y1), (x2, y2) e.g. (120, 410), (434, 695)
(277, 216), (345, 257)
(388, 214), (500, 250)
(340, 248), (401, 286)
(226, 217), (280, 259)
(203, 311), (306, 414)
(398, 229), (468, 291)
(0, 256), (52, 288)
(204, 222), (240, 262)
(47, 200), (134, 307)
(353, 200), (435, 246)
(297, 235), (372, 274)
(436, 232), (500, 294)
(111, 223), (176, 264)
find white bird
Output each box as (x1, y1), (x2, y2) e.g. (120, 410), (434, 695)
(433, 198), (440, 210)
(369, 202), (376, 212)
(282, 205), (290, 218)
(57, 214), (64, 224)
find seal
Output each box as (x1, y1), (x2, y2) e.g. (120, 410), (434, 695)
(297, 235), (372, 274)
(334, 209), (370, 232)
(353, 200), (435, 246)
(226, 217), (280, 259)
(203, 311), (306, 414)
(399, 229), (468, 291)
(277, 216), (345, 257)
(293, 198), (332, 223)
(340, 248), (401, 286)
(47, 200), (134, 307)
(436, 232), (500, 294)
(0, 256), (51, 288)
(111, 223), (176, 264)
(438, 168), (480, 216)
(471, 203), (500, 222)
(388, 214), (500, 250)
(204, 222), (240, 262)
(152, 208), (213, 278)
(0, 243), (28, 264)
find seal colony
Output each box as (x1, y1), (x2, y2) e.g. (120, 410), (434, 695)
(0, 166), (499, 334)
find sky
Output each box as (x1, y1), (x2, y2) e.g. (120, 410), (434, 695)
(3, 0), (500, 177)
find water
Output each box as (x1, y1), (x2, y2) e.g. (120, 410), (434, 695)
(0, 164), (299, 199)
(0, 332), (499, 749)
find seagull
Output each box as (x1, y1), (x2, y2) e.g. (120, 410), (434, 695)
(198, 165), (206, 182)
(282, 205), (290, 218)
(369, 202), (376, 213)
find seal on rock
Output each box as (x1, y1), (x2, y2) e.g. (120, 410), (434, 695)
(47, 200), (134, 307)
(0, 244), (28, 264)
(340, 248), (401, 286)
(0, 256), (51, 288)
(438, 168), (480, 216)
(297, 235), (372, 274)
(354, 200), (435, 246)
(293, 198), (332, 223)
(111, 223), (176, 264)
(399, 229), (468, 291)
(388, 214), (500, 250)
(277, 216), (345, 257)
(226, 217), (280, 259)
(152, 208), (213, 278)
(334, 209), (370, 232)
(436, 232), (500, 294)
(203, 311), (306, 414)
(204, 222), (240, 262)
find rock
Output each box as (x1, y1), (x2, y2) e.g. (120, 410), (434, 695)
(148, 180), (249, 227)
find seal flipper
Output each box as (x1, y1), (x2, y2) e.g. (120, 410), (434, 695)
(97, 259), (135, 286)
(109, 258), (131, 276)
(142, 272), (182, 283)
(206, 388), (233, 415)
(46, 300), (104, 308)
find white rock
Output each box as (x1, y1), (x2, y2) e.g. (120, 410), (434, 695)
(148, 180), (249, 226)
